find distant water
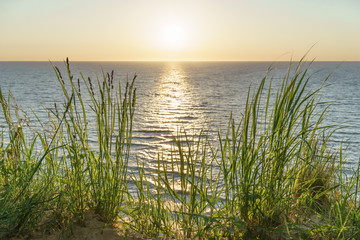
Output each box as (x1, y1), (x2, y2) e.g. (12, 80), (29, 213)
(1, 61), (360, 172)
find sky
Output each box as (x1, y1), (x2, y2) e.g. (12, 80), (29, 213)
(1, 0), (360, 61)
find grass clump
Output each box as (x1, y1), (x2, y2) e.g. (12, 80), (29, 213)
(0, 58), (360, 239)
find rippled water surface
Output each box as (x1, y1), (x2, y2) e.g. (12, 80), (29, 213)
(1, 61), (360, 172)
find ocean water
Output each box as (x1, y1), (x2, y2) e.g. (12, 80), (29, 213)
(1, 61), (360, 172)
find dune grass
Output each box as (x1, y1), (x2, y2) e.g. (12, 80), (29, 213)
(0, 58), (360, 239)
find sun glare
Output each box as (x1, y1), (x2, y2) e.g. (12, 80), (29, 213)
(160, 23), (188, 50)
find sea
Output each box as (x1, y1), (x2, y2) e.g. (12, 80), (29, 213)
(1, 61), (360, 174)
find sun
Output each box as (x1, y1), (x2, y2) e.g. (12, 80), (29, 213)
(160, 23), (188, 50)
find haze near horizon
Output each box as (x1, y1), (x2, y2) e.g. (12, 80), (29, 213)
(1, 0), (359, 61)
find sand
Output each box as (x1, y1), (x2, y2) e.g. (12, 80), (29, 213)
(10, 211), (155, 240)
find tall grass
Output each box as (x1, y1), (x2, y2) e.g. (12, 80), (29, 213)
(0, 58), (359, 239)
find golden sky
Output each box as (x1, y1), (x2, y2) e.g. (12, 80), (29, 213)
(1, 0), (360, 61)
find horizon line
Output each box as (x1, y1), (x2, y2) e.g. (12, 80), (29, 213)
(1, 59), (360, 63)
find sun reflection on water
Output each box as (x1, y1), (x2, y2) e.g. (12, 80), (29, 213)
(134, 62), (208, 167)
(131, 62), (212, 194)
(156, 63), (193, 131)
